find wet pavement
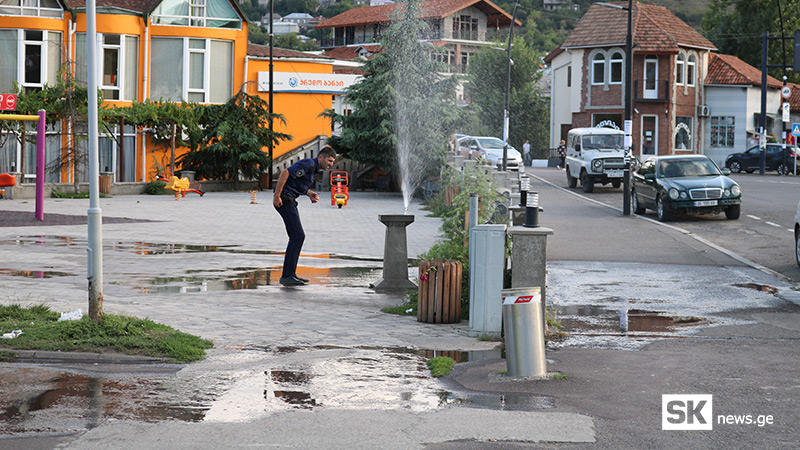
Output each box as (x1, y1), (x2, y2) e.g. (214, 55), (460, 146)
(1, 180), (799, 448)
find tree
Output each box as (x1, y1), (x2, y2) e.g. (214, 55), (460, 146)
(324, 0), (462, 187)
(318, 0), (355, 18)
(466, 37), (549, 150)
(2, 67), (102, 193)
(275, 33), (320, 51)
(177, 87), (291, 185)
(703, 0), (800, 82)
(275, 0), (317, 16)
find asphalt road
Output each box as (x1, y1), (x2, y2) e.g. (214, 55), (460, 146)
(529, 167), (800, 282)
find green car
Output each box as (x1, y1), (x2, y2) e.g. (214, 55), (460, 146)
(631, 155), (742, 222)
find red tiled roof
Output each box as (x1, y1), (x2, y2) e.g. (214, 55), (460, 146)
(561, 2), (715, 52)
(316, 0), (520, 29)
(788, 82), (800, 112)
(247, 44), (329, 59)
(323, 45), (383, 61)
(705, 53), (781, 88)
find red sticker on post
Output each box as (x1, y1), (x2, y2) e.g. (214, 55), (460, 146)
(0, 94), (17, 111)
(502, 292), (541, 305)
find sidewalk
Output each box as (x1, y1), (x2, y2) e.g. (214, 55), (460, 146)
(1, 184), (799, 448)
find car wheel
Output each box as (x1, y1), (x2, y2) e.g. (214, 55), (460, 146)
(777, 163), (788, 176)
(567, 168), (577, 188)
(796, 229), (800, 267)
(656, 196), (672, 222)
(632, 189), (646, 214)
(581, 171), (594, 193)
(611, 180), (621, 189)
(729, 160), (742, 173)
(725, 204), (741, 220)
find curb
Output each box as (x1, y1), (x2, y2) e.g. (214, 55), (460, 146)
(7, 350), (172, 364)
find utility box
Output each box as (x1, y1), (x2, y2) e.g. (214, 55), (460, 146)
(468, 224), (507, 337)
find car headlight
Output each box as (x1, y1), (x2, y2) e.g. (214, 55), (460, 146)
(724, 189), (731, 197)
(680, 192), (688, 199)
(669, 188), (680, 200)
(731, 185), (741, 196)
(592, 159), (602, 171)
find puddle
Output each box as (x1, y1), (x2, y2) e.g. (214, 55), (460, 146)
(733, 283), (779, 294)
(0, 268), (74, 278)
(0, 370), (204, 434)
(1, 235), (380, 261)
(134, 267), (379, 293)
(555, 304), (707, 337)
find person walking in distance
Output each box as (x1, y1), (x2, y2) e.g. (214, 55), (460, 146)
(522, 139), (531, 166)
(557, 139), (567, 170)
(273, 146), (337, 286)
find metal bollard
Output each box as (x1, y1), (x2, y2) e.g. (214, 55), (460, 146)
(519, 177), (529, 207)
(502, 287), (546, 378)
(524, 191), (540, 227)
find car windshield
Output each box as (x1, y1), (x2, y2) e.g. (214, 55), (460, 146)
(476, 138), (506, 149)
(581, 134), (623, 150)
(658, 159), (721, 177)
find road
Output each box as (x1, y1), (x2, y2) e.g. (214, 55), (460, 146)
(529, 167), (800, 282)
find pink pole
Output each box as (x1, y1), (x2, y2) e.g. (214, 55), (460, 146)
(35, 109), (45, 221)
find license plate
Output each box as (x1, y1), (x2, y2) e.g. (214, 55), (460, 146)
(694, 200), (717, 207)
(606, 170), (623, 178)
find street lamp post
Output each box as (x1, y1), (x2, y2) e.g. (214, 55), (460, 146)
(502, 0), (520, 172)
(597, 1), (633, 216)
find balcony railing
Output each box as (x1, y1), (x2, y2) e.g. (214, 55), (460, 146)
(634, 80), (670, 103)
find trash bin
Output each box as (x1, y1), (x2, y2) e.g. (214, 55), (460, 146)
(99, 172), (112, 194)
(502, 287), (546, 378)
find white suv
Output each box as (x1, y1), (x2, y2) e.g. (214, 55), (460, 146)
(565, 128), (627, 193)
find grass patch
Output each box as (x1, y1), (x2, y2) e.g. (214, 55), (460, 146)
(550, 373), (567, 380)
(381, 289), (418, 316)
(0, 303), (213, 363)
(478, 334), (502, 342)
(427, 356), (456, 377)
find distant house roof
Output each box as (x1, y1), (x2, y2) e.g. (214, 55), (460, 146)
(284, 13), (314, 19)
(316, 0), (520, 29)
(247, 43), (330, 59)
(705, 53), (781, 89)
(559, 2), (715, 52)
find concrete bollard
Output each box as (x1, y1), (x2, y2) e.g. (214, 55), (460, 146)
(507, 226), (553, 331)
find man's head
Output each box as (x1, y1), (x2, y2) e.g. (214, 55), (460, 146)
(318, 146), (337, 170)
(560, 140), (566, 146)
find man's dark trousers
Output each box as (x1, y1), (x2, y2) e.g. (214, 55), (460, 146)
(275, 197), (304, 278)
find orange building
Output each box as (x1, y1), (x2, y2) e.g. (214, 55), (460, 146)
(0, 0), (344, 187)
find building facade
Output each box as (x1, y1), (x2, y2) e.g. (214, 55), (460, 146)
(545, 2), (716, 159)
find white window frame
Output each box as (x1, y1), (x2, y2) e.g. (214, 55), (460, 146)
(151, 0), (241, 29)
(186, 38), (208, 103)
(592, 52), (606, 85)
(687, 54), (696, 87)
(150, 37), (231, 103)
(609, 51), (623, 84)
(100, 34), (122, 100)
(0, 0), (62, 18)
(17, 29), (61, 93)
(676, 53), (685, 86)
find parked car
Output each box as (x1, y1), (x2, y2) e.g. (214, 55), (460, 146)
(457, 136), (523, 171)
(632, 155), (742, 222)
(564, 127), (627, 193)
(724, 144), (798, 175)
(795, 200), (800, 266)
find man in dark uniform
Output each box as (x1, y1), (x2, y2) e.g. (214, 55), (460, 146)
(273, 146), (337, 286)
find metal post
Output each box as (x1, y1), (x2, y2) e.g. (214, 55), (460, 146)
(622, 0), (632, 216)
(502, 0), (520, 172)
(35, 110), (45, 221)
(267, 0), (274, 189)
(760, 31), (769, 175)
(86, 0), (103, 321)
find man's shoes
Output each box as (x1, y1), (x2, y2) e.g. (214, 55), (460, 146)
(280, 277), (305, 286)
(293, 275), (309, 283)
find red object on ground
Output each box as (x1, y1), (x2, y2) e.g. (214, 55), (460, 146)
(330, 171), (349, 207)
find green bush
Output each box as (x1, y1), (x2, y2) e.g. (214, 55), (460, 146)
(144, 180), (169, 195)
(427, 356), (456, 377)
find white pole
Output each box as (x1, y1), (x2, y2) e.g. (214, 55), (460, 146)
(86, 0), (104, 321)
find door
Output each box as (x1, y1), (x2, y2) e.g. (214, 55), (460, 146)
(634, 158), (658, 207)
(641, 115), (658, 157)
(644, 57), (658, 99)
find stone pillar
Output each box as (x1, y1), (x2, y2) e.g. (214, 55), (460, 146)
(508, 226), (554, 328)
(374, 214), (417, 291)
